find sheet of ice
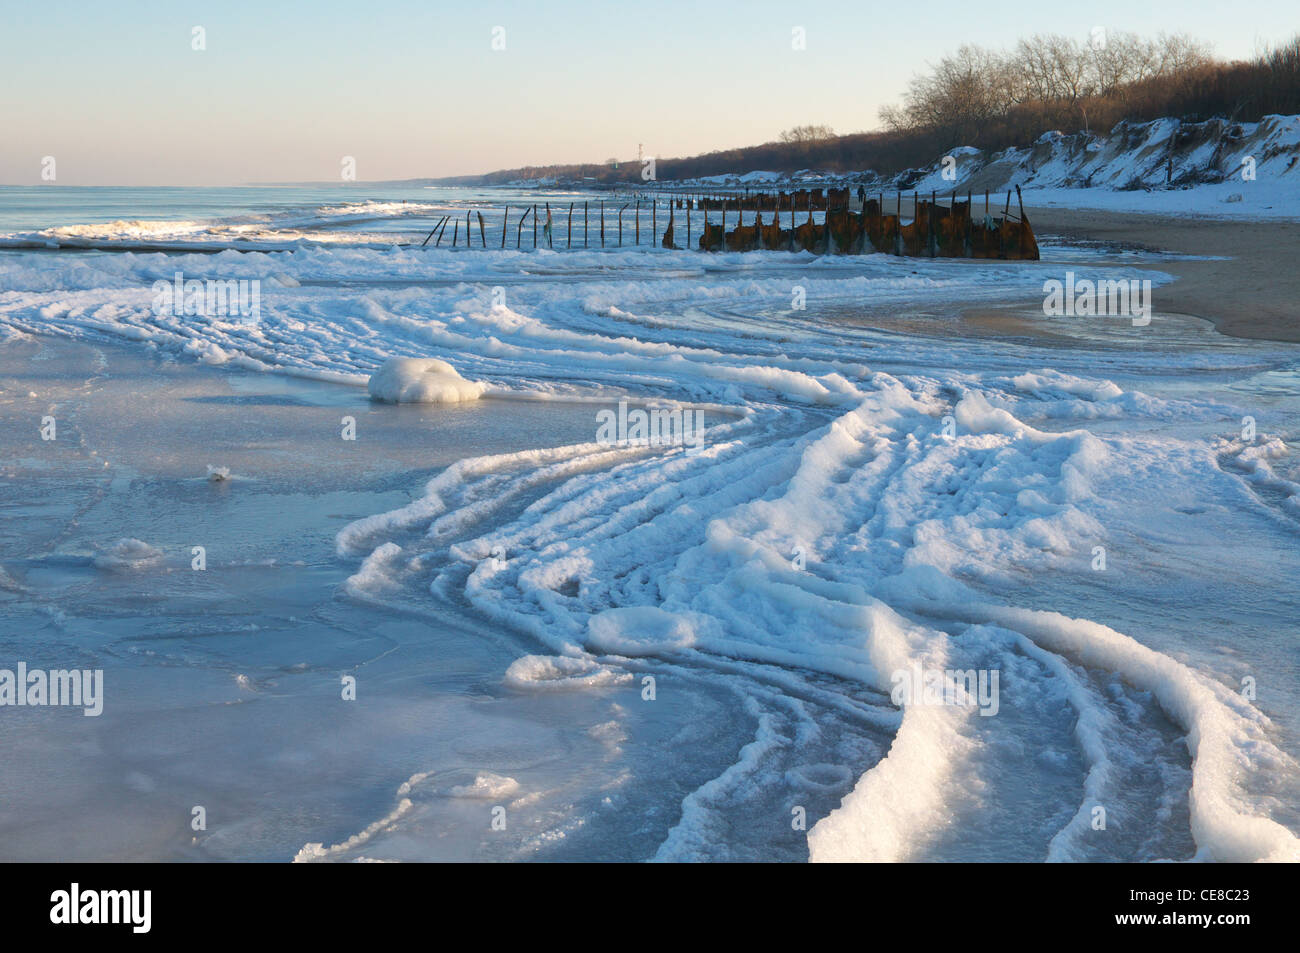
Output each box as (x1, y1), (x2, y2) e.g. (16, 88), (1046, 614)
(3, 197), (1298, 862)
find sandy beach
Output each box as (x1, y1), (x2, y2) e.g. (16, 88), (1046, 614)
(858, 199), (1299, 344)
(1025, 206), (1300, 343)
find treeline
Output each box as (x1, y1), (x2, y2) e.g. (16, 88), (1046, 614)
(442, 33), (1300, 186)
(451, 128), (963, 186)
(880, 31), (1300, 149)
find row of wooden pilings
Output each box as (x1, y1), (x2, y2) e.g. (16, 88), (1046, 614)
(419, 201), (665, 250)
(418, 197), (759, 251)
(416, 186), (1039, 260)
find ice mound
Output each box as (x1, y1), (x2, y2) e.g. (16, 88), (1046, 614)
(367, 357), (486, 404)
(342, 541), (406, 596)
(587, 606), (697, 655)
(93, 538), (164, 571)
(502, 654), (632, 691)
(447, 773), (520, 799)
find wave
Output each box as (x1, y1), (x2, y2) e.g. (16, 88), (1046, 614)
(0, 200), (443, 250)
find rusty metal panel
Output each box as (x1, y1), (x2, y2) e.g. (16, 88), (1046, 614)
(671, 187), (1038, 260)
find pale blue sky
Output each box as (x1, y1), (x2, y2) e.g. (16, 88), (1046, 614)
(2, 0), (1295, 185)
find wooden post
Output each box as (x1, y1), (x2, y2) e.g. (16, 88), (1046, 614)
(929, 191), (936, 257)
(516, 206), (531, 248)
(545, 202), (552, 248)
(501, 207), (509, 249)
(567, 202), (573, 249)
(635, 199), (640, 245)
(584, 202), (588, 248)
(652, 199), (656, 246)
(477, 211), (486, 248)
(720, 199), (726, 251)
(618, 204), (628, 246)
(686, 198), (691, 249)
(1015, 185), (1025, 221)
(600, 201), (605, 247)
(452, 219), (459, 247)
(533, 204), (537, 247)
(965, 190), (973, 255)
(466, 212), (471, 247)
(421, 215), (447, 247)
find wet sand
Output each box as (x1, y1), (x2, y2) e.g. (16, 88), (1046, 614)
(861, 200), (1297, 345)
(1023, 206), (1300, 344)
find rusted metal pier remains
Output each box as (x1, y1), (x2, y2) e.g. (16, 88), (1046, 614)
(419, 186), (1039, 261)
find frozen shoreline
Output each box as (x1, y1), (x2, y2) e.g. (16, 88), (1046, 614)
(2, 193), (1298, 860)
(2, 335), (752, 861)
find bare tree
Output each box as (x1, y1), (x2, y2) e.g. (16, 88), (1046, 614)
(1153, 33), (1213, 75)
(878, 29), (1224, 142)
(890, 44), (1015, 141)
(779, 124), (836, 144)
(1089, 32), (1150, 97)
(1044, 35), (1094, 106)
(878, 104), (907, 132)
(1013, 36), (1053, 105)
